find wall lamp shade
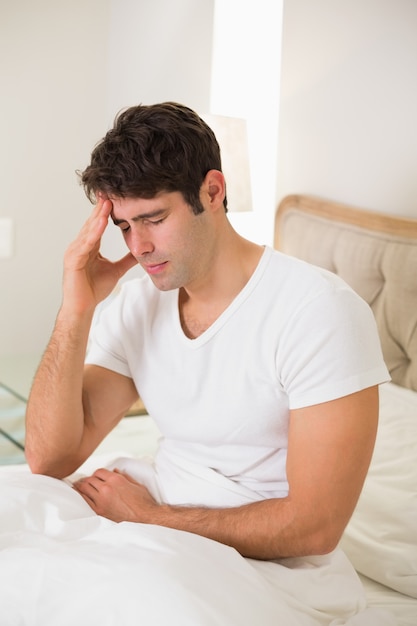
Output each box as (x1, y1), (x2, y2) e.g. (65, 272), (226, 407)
(202, 114), (252, 212)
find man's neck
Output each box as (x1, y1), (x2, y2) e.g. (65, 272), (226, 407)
(178, 237), (264, 339)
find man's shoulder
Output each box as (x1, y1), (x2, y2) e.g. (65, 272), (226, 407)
(265, 247), (345, 292)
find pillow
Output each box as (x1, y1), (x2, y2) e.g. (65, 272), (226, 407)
(0, 384), (26, 465)
(340, 382), (417, 598)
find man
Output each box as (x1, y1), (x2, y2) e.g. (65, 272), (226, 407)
(25, 102), (389, 561)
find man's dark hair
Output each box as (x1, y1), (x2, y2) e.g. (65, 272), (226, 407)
(80, 102), (227, 214)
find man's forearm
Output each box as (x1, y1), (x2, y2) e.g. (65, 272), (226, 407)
(153, 499), (294, 559)
(74, 469), (341, 560)
(146, 498), (336, 560)
(25, 309), (94, 477)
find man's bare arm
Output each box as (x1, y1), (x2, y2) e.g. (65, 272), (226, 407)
(74, 385), (379, 559)
(25, 198), (138, 477)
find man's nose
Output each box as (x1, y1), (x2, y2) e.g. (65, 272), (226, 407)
(129, 228), (154, 257)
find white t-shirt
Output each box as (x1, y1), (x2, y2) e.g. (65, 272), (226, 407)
(86, 246), (390, 503)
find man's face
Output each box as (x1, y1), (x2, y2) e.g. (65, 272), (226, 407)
(111, 191), (215, 293)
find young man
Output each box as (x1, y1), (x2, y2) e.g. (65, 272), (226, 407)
(25, 102), (389, 561)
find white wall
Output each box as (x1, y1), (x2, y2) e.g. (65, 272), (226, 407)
(3, 0), (415, 360)
(0, 0), (111, 357)
(107, 0), (214, 116)
(0, 0), (214, 357)
(277, 0), (417, 217)
(210, 0), (283, 246)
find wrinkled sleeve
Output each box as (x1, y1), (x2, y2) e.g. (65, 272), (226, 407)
(277, 284), (390, 409)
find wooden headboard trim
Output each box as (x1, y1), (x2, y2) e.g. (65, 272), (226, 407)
(275, 194), (417, 249)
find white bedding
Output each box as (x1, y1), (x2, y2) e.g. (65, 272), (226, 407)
(341, 382), (417, 626)
(0, 382), (415, 625)
(358, 576), (417, 626)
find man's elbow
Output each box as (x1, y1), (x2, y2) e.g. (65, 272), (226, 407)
(26, 459), (64, 479)
(302, 520), (346, 557)
(306, 533), (341, 556)
(25, 446), (42, 474)
(25, 448), (74, 479)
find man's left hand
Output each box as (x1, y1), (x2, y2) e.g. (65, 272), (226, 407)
(73, 468), (158, 523)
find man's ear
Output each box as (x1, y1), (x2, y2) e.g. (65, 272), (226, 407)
(202, 169), (226, 211)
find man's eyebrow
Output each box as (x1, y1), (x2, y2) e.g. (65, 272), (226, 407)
(111, 208), (167, 225)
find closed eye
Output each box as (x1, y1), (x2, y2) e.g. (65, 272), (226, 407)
(146, 217), (165, 226)
(112, 209), (168, 231)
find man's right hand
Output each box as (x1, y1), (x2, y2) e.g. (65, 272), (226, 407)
(62, 196), (138, 315)
(26, 197), (139, 477)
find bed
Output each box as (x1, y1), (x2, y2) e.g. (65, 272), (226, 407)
(275, 194), (417, 626)
(0, 194), (416, 625)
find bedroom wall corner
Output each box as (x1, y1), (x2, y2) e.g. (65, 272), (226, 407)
(276, 0), (417, 218)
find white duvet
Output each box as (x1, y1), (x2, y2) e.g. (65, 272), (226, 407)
(0, 460), (397, 626)
(3, 379), (415, 626)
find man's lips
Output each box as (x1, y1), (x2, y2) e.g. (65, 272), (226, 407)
(142, 261), (168, 275)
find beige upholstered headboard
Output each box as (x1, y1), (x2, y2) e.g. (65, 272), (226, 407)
(275, 194), (417, 392)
